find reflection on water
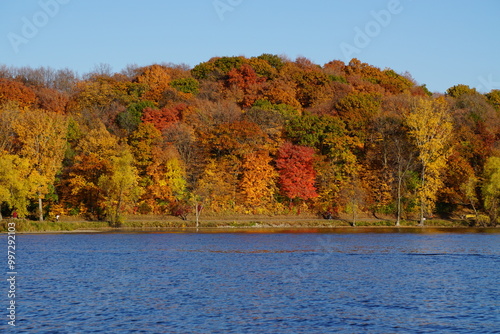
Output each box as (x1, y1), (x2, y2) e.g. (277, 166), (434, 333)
(9, 231), (500, 333)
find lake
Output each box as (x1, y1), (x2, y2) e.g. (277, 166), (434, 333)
(4, 228), (500, 333)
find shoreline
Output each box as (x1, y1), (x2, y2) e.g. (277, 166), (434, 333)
(1, 214), (499, 234)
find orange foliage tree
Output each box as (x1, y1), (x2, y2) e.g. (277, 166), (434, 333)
(0, 78), (37, 108)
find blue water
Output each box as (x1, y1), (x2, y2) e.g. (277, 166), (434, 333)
(3, 230), (500, 333)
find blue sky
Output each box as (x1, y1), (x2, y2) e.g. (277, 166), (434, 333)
(1, 0), (499, 93)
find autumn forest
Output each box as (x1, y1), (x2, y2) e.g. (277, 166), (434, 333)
(1, 55), (500, 226)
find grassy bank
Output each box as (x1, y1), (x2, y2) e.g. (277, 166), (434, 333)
(0, 219), (111, 233)
(0, 216), (478, 233)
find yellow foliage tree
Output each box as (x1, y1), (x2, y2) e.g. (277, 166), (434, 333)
(139, 146), (188, 214)
(406, 97), (452, 225)
(77, 123), (119, 158)
(481, 157), (500, 225)
(72, 76), (132, 113)
(98, 148), (143, 225)
(13, 109), (68, 220)
(0, 153), (32, 219)
(135, 64), (171, 103)
(62, 123), (119, 218)
(240, 150), (278, 212)
(129, 122), (162, 176)
(196, 156), (241, 213)
(164, 157), (187, 200)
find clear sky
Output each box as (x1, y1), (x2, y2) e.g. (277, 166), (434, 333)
(1, 0), (499, 93)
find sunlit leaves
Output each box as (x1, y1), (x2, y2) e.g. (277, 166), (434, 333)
(99, 149), (143, 224)
(0, 78), (37, 108)
(227, 64), (266, 107)
(200, 120), (270, 158)
(135, 64), (171, 103)
(0, 153), (31, 218)
(3, 56), (500, 221)
(196, 156), (241, 213)
(406, 97), (453, 222)
(482, 157), (500, 225)
(240, 151), (278, 209)
(276, 142), (318, 202)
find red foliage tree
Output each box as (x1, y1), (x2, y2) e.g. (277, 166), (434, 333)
(227, 64), (266, 108)
(141, 103), (187, 132)
(276, 142), (318, 201)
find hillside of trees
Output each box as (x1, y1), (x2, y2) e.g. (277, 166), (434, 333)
(1, 56), (500, 226)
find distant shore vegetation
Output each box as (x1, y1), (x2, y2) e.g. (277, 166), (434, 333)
(1, 56), (500, 227)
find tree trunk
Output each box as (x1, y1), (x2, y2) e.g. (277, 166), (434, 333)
(195, 202), (200, 228)
(419, 166), (426, 226)
(38, 193), (44, 221)
(115, 191), (123, 225)
(352, 203), (356, 227)
(396, 166), (402, 227)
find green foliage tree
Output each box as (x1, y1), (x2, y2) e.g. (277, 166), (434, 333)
(485, 90), (500, 111)
(99, 149), (143, 225)
(169, 78), (200, 95)
(482, 156), (500, 226)
(257, 54), (286, 71)
(446, 84), (477, 98)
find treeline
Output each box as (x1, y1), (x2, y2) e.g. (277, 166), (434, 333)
(1, 56), (500, 226)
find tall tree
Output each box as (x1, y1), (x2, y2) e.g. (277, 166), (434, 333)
(481, 156), (500, 226)
(98, 149), (142, 225)
(61, 124), (118, 219)
(406, 98), (452, 225)
(13, 109), (68, 221)
(371, 115), (416, 225)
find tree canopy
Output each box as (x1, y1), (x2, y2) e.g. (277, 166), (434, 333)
(0, 57), (499, 225)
